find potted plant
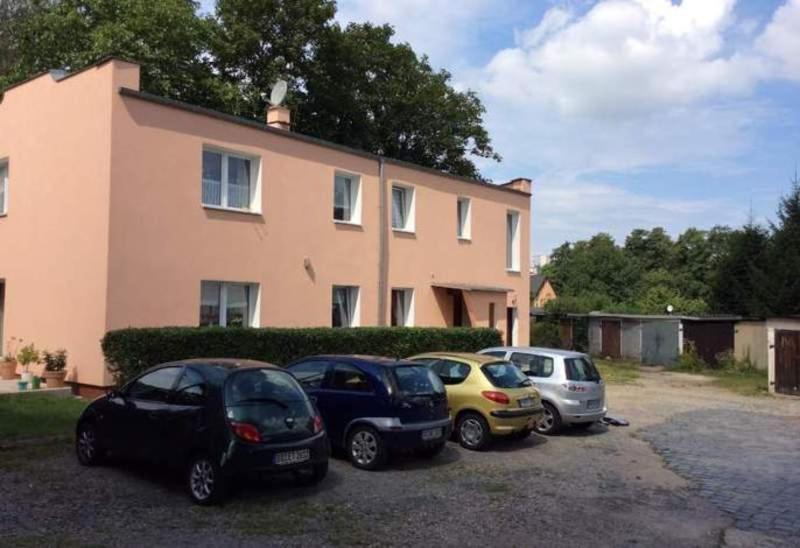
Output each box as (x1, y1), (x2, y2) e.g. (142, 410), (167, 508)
(1, 337), (21, 380)
(31, 375), (41, 390)
(41, 349), (68, 388)
(17, 343), (40, 386)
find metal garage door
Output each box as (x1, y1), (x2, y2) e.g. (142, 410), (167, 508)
(775, 330), (800, 395)
(601, 320), (621, 359)
(642, 320), (679, 365)
(683, 321), (735, 366)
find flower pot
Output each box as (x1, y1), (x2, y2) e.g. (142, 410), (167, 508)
(42, 370), (67, 388)
(1, 359), (16, 380)
(31, 376), (41, 390)
(20, 371), (33, 384)
(17, 380), (28, 391)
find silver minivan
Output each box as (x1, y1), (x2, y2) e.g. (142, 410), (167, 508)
(478, 347), (606, 435)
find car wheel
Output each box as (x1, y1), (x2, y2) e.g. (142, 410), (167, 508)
(187, 453), (227, 505)
(347, 426), (387, 470)
(535, 402), (562, 435)
(457, 412), (491, 451)
(417, 442), (446, 459)
(76, 422), (104, 466)
(294, 461), (329, 486)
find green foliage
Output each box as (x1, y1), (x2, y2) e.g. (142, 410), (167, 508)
(102, 326), (502, 385)
(42, 349), (68, 372)
(676, 341), (708, 372)
(529, 321), (561, 348)
(16, 343), (39, 369)
(1, 0), (498, 179)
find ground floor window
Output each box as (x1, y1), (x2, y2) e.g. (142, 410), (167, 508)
(391, 288), (414, 327)
(332, 285), (360, 327)
(200, 281), (258, 327)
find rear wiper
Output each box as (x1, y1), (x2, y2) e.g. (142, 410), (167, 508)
(234, 397), (289, 409)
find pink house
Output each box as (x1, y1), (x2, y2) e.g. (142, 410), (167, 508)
(0, 58), (531, 393)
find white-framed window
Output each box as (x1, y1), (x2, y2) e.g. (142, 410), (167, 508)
(506, 210), (520, 271)
(333, 172), (362, 224)
(200, 281), (260, 327)
(332, 285), (360, 328)
(391, 184), (415, 232)
(457, 197), (471, 239)
(391, 288), (414, 327)
(202, 147), (260, 212)
(0, 161), (8, 216)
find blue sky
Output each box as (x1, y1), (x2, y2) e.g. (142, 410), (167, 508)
(202, 1), (800, 258)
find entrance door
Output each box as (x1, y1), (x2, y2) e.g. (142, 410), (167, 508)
(452, 291), (470, 327)
(0, 282), (4, 356)
(601, 320), (621, 359)
(775, 330), (800, 396)
(506, 307), (517, 346)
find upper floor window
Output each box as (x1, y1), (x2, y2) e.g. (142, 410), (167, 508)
(506, 210), (520, 271)
(457, 197), (471, 239)
(0, 161), (8, 215)
(333, 173), (361, 224)
(200, 281), (259, 328)
(392, 184), (415, 232)
(391, 288), (414, 327)
(332, 285), (360, 328)
(202, 148), (259, 212)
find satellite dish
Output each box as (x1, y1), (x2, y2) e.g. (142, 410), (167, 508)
(269, 80), (288, 106)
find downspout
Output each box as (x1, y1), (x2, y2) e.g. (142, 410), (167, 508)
(377, 157), (388, 326)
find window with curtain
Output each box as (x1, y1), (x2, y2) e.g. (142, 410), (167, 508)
(0, 162), (7, 215)
(391, 288), (414, 327)
(199, 281), (257, 327)
(457, 197), (470, 238)
(332, 286), (359, 327)
(506, 211), (520, 270)
(202, 149), (255, 211)
(392, 185), (414, 230)
(334, 174), (360, 222)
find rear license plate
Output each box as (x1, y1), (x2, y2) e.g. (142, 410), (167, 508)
(587, 399), (601, 410)
(421, 427), (442, 441)
(273, 448), (310, 466)
(518, 397), (534, 408)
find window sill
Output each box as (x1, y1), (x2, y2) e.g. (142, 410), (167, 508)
(203, 204), (262, 216)
(333, 219), (363, 227)
(0, 213), (7, 218)
(506, 268), (522, 274)
(458, 236), (471, 242)
(392, 227), (416, 235)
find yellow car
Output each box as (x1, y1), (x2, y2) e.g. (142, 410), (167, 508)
(408, 352), (544, 450)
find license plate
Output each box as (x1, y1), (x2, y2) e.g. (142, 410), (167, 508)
(421, 427), (442, 441)
(587, 399), (601, 410)
(518, 397), (534, 408)
(273, 448), (310, 466)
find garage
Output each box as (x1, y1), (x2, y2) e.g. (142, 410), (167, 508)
(735, 317), (800, 395)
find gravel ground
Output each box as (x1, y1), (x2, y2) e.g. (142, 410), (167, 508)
(1, 369), (799, 547)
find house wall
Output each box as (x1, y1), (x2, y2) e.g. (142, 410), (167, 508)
(532, 280), (557, 308)
(0, 63), (120, 386)
(735, 321), (768, 371)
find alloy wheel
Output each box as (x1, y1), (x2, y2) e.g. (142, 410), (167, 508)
(77, 428), (96, 462)
(351, 430), (378, 466)
(538, 407), (554, 432)
(190, 459), (215, 502)
(460, 417), (484, 448)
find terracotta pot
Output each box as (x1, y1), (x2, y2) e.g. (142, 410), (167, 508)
(1, 359), (17, 380)
(42, 370), (67, 388)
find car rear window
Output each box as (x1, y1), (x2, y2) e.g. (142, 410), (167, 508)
(481, 361), (531, 389)
(564, 357), (601, 382)
(393, 365), (446, 396)
(224, 369), (315, 442)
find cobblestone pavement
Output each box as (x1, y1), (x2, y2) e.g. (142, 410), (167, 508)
(635, 390), (800, 540)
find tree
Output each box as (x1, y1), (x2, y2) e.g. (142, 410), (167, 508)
(710, 223), (771, 316)
(766, 176), (800, 315)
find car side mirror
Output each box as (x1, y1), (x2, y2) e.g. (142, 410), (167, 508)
(107, 388), (123, 401)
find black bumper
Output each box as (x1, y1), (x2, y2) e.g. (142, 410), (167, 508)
(490, 406), (545, 419)
(223, 432), (329, 475)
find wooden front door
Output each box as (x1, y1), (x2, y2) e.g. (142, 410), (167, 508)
(775, 330), (800, 396)
(601, 320), (621, 359)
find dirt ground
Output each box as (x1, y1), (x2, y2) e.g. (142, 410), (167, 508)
(1, 368), (799, 547)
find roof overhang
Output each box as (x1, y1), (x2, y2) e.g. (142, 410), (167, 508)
(431, 282), (512, 293)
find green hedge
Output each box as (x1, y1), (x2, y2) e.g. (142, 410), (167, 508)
(102, 326), (502, 385)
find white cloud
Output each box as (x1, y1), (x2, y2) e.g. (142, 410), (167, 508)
(756, 0), (800, 81)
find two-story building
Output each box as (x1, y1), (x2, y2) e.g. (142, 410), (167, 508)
(0, 58), (532, 392)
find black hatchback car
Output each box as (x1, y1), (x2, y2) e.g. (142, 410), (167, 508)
(75, 359), (329, 504)
(286, 355), (451, 470)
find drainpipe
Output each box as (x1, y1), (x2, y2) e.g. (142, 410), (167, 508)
(377, 157), (388, 326)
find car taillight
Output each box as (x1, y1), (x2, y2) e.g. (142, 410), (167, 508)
(230, 421), (261, 443)
(481, 391), (510, 405)
(562, 383), (588, 393)
(312, 415), (323, 434)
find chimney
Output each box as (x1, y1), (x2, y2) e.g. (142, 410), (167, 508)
(267, 105), (292, 130)
(501, 177), (532, 194)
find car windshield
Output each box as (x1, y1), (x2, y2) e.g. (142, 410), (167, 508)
(393, 365), (446, 397)
(482, 361), (531, 388)
(564, 357), (601, 382)
(224, 368), (315, 442)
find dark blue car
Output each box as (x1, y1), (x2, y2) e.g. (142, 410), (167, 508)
(286, 355), (451, 470)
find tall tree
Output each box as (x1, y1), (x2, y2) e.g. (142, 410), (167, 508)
(766, 177), (800, 315)
(710, 223), (771, 316)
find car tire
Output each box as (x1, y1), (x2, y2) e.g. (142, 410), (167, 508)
(417, 442), (446, 459)
(535, 402), (562, 435)
(187, 453), (227, 505)
(75, 421), (104, 466)
(347, 425), (387, 470)
(457, 412), (491, 451)
(293, 461), (329, 486)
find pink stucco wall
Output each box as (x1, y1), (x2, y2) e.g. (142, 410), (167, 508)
(0, 59), (531, 387)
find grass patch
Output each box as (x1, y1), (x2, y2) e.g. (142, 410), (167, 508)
(673, 367), (769, 397)
(0, 394), (86, 442)
(595, 359), (640, 384)
(0, 438), (72, 470)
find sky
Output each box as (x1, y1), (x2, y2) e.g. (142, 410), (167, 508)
(204, 0), (800, 258)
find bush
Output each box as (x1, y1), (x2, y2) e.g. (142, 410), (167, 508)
(676, 341), (707, 372)
(102, 326), (502, 386)
(530, 321), (562, 348)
